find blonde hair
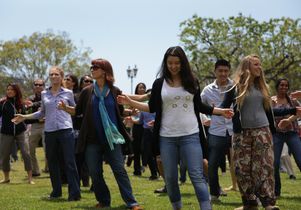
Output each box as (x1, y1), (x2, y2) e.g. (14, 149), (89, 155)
(233, 54), (271, 110)
(49, 66), (64, 86)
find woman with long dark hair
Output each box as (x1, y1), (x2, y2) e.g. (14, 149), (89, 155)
(271, 78), (301, 197)
(118, 46), (233, 210)
(0, 83), (33, 184)
(131, 82), (146, 176)
(79, 74), (93, 91)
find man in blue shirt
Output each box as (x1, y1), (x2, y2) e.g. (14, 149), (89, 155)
(201, 59), (236, 201)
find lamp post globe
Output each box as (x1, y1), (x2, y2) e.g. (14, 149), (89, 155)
(127, 65), (138, 94)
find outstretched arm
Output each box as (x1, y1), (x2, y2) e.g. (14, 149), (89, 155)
(12, 113), (36, 124)
(127, 92), (151, 102)
(117, 95), (150, 112)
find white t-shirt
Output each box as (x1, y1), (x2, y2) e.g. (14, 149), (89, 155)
(160, 80), (199, 137)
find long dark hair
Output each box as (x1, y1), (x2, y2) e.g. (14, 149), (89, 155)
(79, 74), (93, 91)
(65, 73), (79, 93)
(6, 83), (23, 110)
(275, 78), (292, 106)
(134, 82), (146, 95)
(158, 46), (198, 94)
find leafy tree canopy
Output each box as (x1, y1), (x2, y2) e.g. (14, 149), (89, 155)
(179, 13), (301, 93)
(0, 31), (92, 94)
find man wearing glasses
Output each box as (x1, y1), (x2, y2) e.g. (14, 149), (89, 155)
(26, 79), (47, 176)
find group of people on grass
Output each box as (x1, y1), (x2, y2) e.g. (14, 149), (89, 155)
(0, 46), (301, 210)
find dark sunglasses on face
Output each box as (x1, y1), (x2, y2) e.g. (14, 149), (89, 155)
(90, 65), (101, 71)
(84, 80), (93, 83)
(64, 78), (71, 81)
(34, 84), (44, 87)
(50, 73), (60, 76)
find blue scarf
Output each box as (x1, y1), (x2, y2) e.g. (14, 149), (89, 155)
(93, 81), (125, 150)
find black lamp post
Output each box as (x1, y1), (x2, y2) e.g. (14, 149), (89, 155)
(127, 65), (138, 94)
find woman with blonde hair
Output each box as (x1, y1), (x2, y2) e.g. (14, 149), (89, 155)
(221, 54), (279, 210)
(12, 66), (81, 201)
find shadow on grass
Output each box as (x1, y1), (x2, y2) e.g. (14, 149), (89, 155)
(33, 176), (51, 180)
(71, 204), (126, 209)
(80, 189), (94, 193)
(278, 195), (301, 203)
(40, 197), (67, 202)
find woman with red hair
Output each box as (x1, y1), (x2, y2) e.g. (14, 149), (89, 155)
(0, 83), (33, 184)
(57, 59), (142, 209)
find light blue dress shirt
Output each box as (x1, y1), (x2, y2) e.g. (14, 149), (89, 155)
(201, 79), (234, 137)
(33, 87), (75, 132)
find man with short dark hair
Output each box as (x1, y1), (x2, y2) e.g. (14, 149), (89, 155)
(26, 79), (47, 176)
(201, 59), (236, 201)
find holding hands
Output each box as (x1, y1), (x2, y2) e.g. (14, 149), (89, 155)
(117, 95), (132, 105)
(222, 109), (234, 119)
(11, 114), (25, 124)
(290, 91), (301, 100)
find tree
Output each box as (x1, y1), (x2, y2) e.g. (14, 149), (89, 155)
(0, 31), (92, 93)
(179, 14), (301, 92)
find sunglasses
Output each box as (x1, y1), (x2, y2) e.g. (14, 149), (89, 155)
(34, 84), (44, 87)
(64, 78), (72, 81)
(84, 80), (93, 83)
(90, 65), (101, 71)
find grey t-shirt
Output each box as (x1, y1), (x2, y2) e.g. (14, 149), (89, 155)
(240, 85), (269, 129)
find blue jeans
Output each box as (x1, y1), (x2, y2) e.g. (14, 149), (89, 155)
(273, 131), (301, 196)
(160, 133), (211, 210)
(45, 129), (80, 199)
(179, 160), (187, 183)
(85, 143), (138, 208)
(208, 134), (232, 196)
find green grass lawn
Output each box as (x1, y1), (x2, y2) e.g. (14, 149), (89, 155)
(0, 148), (300, 210)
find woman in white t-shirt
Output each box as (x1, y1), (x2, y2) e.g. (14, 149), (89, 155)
(118, 46), (233, 210)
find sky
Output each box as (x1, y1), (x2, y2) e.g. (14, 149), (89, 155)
(0, 0), (300, 93)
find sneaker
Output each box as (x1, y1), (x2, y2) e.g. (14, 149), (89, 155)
(265, 206), (280, 210)
(234, 206), (259, 210)
(289, 175), (296, 180)
(219, 189), (227, 196)
(68, 195), (81, 201)
(129, 205), (143, 210)
(42, 169), (49, 173)
(149, 175), (158, 180)
(28, 180), (35, 185)
(95, 203), (110, 208)
(154, 186), (167, 193)
(126, 155), (134, 167)
(224, 185), (238, 191)
(0, 179), (10, 184)
(210, 195), (221, 202)
(133, 171), (142, 176)
(179, 181), (186, 185)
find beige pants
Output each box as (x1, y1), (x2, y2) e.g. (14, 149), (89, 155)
(29, 123), (45, 174)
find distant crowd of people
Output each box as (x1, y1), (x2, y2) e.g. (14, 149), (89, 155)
(1, 46), (301, 210)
